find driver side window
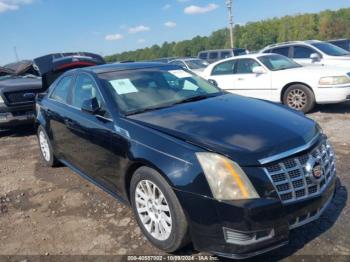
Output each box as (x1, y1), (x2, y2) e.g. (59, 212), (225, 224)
(72, 74), (110, 118)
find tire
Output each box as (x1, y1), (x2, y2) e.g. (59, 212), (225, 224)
(283, 84), (315, 113)
(130, 167), (190, 253)
(37, 126), (59, 167)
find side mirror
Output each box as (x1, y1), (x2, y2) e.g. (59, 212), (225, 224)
(310, 53), (321, 62)
(208, 79), (218, 86)
(252, 66), (266, 74)
(81, 97), (100, 114)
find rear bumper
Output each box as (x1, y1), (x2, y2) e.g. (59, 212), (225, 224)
(175, 176), (336, 259)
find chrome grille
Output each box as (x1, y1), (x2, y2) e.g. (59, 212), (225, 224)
(264, 140), (336, 204)
(4, 90), (36, 105)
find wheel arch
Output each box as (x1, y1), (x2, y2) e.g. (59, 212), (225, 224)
(124, 160), (174, 204)
(280, 82), (314, 103)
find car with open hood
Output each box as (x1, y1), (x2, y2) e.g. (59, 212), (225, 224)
(35, 62), (336, 259)
(202, 53), (350, 113)
(0, 53), (105, 128)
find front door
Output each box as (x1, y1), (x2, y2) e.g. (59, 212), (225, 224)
(63, 73), (118, 191)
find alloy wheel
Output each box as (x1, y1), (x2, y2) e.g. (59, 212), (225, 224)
(135, 180), (172, 241)
(39, 131), (50, 162)
(287, 89), (307, 110)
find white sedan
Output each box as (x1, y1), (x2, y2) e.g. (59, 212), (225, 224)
(201, 53), (350, 112)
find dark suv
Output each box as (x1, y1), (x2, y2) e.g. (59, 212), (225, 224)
(0, 53), (105, 128)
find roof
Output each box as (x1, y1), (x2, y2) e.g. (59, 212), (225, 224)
(81, 62), (170, 74)
(198, 48), (246, 53)
(262, 40), (322, 50)
(170, 57), (201, 62)
(213, 53), (272, 62)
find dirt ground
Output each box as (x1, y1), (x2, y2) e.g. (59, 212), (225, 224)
(0, 103), (349, 262)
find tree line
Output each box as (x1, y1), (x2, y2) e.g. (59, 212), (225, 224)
(105, 8), (350, 62)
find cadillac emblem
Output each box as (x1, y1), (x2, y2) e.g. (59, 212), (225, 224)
(312, 163), (323, 180)
(305, 157), (323, 184)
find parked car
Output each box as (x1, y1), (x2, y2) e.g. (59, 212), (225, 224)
(198, 48), (247, 63)
(201, 53), (350, 112)
(0, 60), (42, 128)
(36, 62), (336, 259)
(0, 53), (105, 129)
(328, 39), (350, 52)
(260, 40), (350, 67)
(144, 57), (177, 63)
(168, 58), (209, 74)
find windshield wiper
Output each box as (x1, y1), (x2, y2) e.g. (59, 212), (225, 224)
(173, 94), (215, 105)
(126, 94), (219, 116)
(126, 104), (176, 116)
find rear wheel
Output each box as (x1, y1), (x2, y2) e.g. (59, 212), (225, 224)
(130, 167), (190, 252)
(283, 84), (315, 113)
(37, 126), (59, 167)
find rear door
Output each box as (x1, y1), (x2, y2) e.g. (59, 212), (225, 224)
(207, 60), (237, 91)
(46, 75), (75, 159)
(232, 58), (272, 100)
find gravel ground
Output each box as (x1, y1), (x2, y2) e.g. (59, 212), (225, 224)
(0, 103), (349, 262)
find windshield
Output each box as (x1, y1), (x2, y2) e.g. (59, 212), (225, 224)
(258, 54), (302, 71)
(185, 59), (209, 70)
(98, 66), (223, 115)
(311, 42), (350, 56)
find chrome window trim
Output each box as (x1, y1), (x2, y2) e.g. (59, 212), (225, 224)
(259, 134), (320, 165)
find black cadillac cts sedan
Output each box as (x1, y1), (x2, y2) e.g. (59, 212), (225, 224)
(35, 63), (336, 259)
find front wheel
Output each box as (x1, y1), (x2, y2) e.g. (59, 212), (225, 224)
(130, 167), (190, 252)
(283, 84), (315, 113)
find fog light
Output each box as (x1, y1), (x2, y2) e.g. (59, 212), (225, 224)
(223, 227), (274, 245)
(0, 113), (9, 121)
(346, 95), (350, 100)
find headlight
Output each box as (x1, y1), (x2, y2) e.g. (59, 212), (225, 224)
(0, 96), (4, 104)
(196, 152), (259, 200)
(319, 76), (350, 86)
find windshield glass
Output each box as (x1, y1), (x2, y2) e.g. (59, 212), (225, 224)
(311, 42), (350, 56)
(258, 54), (302, 71)
(98, 66), (223, 115)
(185, 59), (209, 70)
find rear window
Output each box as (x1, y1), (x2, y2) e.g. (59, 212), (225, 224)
(220, 51), (232, 59)
(199, 53), (208, 60)
(50, 76), (73, 104)
(272, 47), (290, 57)
(209, 52), (218, 59)
(212, 60), (236, 75)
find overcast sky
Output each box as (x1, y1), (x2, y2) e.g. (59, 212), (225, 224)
(0, 0), (349, 65)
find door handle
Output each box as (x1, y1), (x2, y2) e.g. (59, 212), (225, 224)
(238, 78), (244, 81)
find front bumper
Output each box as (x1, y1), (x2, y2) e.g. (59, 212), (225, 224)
(175, 176), (336, 259)
(316, 85), (350, 104)
(0, 104), (35, 128)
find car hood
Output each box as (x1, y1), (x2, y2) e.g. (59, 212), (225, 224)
(278, 65), (350, 77)
(0, 76), (42, 93)
(128, 94), (319, 166)
(326, 55), (350, 61)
